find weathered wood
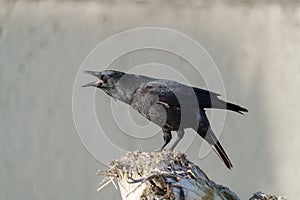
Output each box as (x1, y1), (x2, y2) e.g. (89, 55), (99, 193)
(97, 150), (239, 199)
(97, 150), (286, 200)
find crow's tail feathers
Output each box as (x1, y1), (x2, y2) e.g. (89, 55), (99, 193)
(211, 98), (248, 115)
(226, 102), (248, 115)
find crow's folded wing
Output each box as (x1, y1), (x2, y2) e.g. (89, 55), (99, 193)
(143, 81), (206, 108)
(143, 81), (228, 109)
(143, 80), (247, 113)
(192, 86), (221, 108)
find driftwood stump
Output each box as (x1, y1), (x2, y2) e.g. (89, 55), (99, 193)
(97, 150), (286, 200)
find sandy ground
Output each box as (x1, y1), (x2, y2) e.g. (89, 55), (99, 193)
(1, 1), (300, 199)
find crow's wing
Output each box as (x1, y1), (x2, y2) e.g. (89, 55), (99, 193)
(153, 80), (221, 108)
(143, 81), (200, 108)
(143, 81), (248, 114)
(192, 87), (221, 97)
(144, 81), (219, 107)
(192, 86), (221, 108)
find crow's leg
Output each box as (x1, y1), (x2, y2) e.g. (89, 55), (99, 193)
(169, 129), (184, 151)
(160, 128), (172, 151)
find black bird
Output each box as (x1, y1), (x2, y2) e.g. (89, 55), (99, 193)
(82, 70), (248, 169)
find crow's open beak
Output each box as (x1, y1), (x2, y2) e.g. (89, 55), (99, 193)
(83, 70), (100, 77)
(82, 70), (102, 87)
(82, 81), (98, 87)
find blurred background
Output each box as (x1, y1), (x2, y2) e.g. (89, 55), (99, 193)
(1, 0), (300, 199)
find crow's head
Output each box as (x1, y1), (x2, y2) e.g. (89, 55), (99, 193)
(82, 69), (152, 103)
(82, 70), (125, 91)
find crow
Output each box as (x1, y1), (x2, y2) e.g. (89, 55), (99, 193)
(82, 70), (248, 169)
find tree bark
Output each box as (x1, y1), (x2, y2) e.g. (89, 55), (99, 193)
(97, 150), (286, 200)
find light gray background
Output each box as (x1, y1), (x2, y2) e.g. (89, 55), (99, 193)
(1, 1), (300, 199)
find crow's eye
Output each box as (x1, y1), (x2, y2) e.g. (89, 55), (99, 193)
(101, 75), (107, 83)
